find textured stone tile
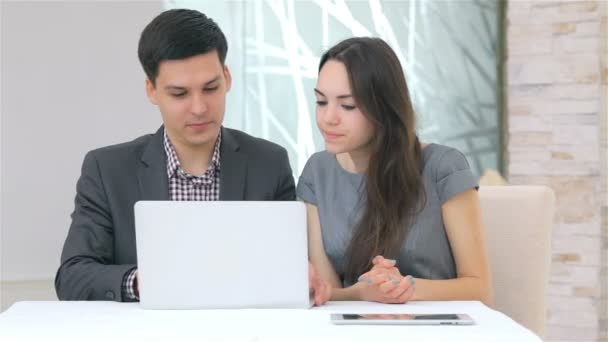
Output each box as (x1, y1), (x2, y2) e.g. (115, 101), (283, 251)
(501, 1), (606, 339)
(509, 132), (553, 145)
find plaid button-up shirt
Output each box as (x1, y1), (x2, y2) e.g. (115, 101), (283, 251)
(122, 128), (222, 300)
(164, 129), (221, 201)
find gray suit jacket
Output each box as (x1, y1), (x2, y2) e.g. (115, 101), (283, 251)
(55, 126), (295, 301)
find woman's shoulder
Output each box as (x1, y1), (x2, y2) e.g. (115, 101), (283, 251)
(299, 150), (331, 183)
(421, 143), (473, 178)
(307, 150), (334, 164)
(421, 143), (478, 204)
(301, 150), (338, 174)
(297, 151), (348, 202)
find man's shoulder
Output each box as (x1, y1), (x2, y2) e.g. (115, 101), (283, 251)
(86, 130), (157, 162)
(224, 127), (286, 156)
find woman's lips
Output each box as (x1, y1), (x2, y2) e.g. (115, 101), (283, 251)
(323, 130), (344, 141)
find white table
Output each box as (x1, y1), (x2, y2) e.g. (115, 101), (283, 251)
(0, 300), (540, 341)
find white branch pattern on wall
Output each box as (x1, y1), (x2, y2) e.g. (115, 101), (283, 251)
(167, 0), (499, 176)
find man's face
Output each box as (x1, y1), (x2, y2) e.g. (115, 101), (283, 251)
(146, 50), (231, 151)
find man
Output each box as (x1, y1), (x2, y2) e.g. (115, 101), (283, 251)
(55, 8), (330, 305)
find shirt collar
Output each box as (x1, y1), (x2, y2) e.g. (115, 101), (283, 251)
(163, 128), (222, 181)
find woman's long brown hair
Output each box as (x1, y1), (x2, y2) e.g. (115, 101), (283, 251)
(319, 37), (426, 284)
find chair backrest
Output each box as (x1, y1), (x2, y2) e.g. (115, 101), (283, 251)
(478, 185), (555, 338)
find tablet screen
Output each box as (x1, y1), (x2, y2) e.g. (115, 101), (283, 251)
(341, 314), (460, 320)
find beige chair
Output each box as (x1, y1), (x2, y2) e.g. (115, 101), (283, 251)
(478, 186), (555, 338)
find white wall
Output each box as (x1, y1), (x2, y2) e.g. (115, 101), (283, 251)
(1, 1), (165, 281)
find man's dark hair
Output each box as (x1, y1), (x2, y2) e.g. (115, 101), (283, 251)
(138, 9), (228, 85)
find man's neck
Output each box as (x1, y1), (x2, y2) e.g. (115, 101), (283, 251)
(169, 134), (218, 177)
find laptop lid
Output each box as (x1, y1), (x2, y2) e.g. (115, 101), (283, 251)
(134, 201), (310, 309)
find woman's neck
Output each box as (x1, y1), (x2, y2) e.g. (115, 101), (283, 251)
(336, 148), (370, 174)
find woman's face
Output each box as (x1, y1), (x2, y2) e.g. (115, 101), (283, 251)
(314, 60), (375, 155)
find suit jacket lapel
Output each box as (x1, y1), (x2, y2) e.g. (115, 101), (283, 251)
(219, 127), (247, 200)
(137, 126), (170, 201)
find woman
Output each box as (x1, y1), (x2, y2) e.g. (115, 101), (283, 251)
(298, 37), (492, 305)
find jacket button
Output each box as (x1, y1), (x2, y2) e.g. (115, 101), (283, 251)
(105, 291), (115, 300)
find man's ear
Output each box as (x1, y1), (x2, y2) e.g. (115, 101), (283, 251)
(223, 65), (232, 92)
(145, 78), (159, 105)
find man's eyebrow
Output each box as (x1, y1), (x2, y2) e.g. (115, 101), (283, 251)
(203, 76), (220, 86)
(164, 85), (186, 91)
(163, 76), (221, 91)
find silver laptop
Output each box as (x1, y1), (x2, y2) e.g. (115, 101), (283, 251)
(134, 201), (310, 309)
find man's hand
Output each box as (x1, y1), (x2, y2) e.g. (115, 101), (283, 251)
(309, 262), (331, 306)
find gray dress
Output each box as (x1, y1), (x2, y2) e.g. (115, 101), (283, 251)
(296, 144), (478, 286)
